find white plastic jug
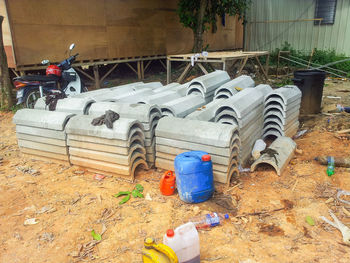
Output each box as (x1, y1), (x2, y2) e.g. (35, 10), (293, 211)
(163, 222), (200, 263)
(251, 139), (266, 160)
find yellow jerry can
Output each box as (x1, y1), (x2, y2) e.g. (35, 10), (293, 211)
(142, 237), (178, 263)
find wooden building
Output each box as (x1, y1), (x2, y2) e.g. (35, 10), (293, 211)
(1, 0), (243, 83)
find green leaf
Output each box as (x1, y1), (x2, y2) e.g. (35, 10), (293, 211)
(305, 216), (315, 226)
(119, 194), (131, 205)
(136, 191), (144, 198)
(132, 189), (144, 198)
(113, 191), (131, 198)
(91, 230), (101, 241)
(131, 190), (138, 198)
(135, 184), (144, 192)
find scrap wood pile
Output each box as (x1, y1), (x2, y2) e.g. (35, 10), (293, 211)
(13, 70), (302, 183)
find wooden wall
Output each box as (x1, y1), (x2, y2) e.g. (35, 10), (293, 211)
(0, 0), (14, 68)
(6, 0), (243, 67)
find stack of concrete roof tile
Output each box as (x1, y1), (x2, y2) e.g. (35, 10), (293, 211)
(88, 102), (162, 167)
(160, 93), (209, 117)
(263, 86), (301, 139)
(214, 75), (255, 100)
(13, 109), (74, 164)
(214, 85), (273, 164)
(71, 82), (157, 103)
(35, 97), (95, 114)
(159, 71), (229, 118)
(66, 115), (148, 181)
(155, 117), (240, 184)
(72, 82), (144, 98)
(185, 98), (227, 122)
(186, 70), (230, 100)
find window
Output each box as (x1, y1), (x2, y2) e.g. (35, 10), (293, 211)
(315, 0), (337, 25)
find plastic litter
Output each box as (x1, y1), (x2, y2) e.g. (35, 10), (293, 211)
(320, 210), (350, 244)
(251, 139), (266, 160)
(142, 237), (178, 263)
(24, 218), (39, 225)
(293, 129), (308, 139)
(163, 222), (200, 263)
(238, 165), (251, 173)
(337, 190), (350, 206)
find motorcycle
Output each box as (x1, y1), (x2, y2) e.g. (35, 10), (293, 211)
(13, 43), (87, 108)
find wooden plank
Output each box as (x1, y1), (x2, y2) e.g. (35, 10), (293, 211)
(265, 54), (270, 76)
(167, 59), (171, 84)
(144, 60), (152, 72)
(75, 67), (95, 81)
(141, 60), (144, 79)
(100, 63), (119, 83)
(237, 56), (248, 75)
(18, 56), (167, 71)
(197, 63), (208, 74)
(168, 51), (269, 60)
(159, 59), (166, 70)
(255, 56), (268, 80)
(177, 63), (192, 83)
(126, 62), (138, 75)
(137, 61), (142, 80)
(93, 65), (101, 89)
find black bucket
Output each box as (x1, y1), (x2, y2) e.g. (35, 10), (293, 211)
(293, 70), (326, 114)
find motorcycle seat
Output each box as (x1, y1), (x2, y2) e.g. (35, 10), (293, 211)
(16, 74), (60, 82)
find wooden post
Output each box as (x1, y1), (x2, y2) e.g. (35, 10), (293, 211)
(137, 61), (142, 80)
(276, 51), (280, 77)
(307, 48), (315, 69)
(93, 65), (101, 90)
(0, 16), (13, 109)
(265, 54), (270, 77)
(166, 58), (171, 84)
(222, 59), (226, 71)
(141, 61), (144, 79)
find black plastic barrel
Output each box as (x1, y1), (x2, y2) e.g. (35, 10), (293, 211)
(292, 70), (326, 114)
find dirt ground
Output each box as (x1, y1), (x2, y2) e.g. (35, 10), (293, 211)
(0, 80), (350, 263)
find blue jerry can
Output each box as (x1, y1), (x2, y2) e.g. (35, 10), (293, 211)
(174, 151), (214, 203)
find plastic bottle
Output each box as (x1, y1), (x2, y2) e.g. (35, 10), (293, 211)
(189, 212), (229, 229)
(163, 222), (200, 263)
(251, 139), (266, 160)
(327, 156), (335, 177)
(160, 170), (176, 196)
(142, 237), (178, 263)
(315, 156), (350, 168)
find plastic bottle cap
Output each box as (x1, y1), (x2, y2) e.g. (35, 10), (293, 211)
(144, 237), (154, 245)
(201, 154), (211, 162)
(224, 214), (229, 219)
(166, 229), (174, 237)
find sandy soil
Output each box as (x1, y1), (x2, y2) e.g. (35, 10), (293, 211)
(0, 81), (350, 263)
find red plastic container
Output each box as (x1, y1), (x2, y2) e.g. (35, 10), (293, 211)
(160, 171), (176, 196)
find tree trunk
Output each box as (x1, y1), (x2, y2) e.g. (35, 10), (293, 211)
(193, 0), (208, 52)
(0, 16), (13, 109)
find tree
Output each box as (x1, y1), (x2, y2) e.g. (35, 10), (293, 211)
(0, 15), (13, 109)
(177, 0), (250, 52)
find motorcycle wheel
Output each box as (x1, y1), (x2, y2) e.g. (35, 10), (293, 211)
(24, 89), (42, 109)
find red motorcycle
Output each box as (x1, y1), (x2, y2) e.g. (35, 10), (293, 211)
(13, 44), (87, 108)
